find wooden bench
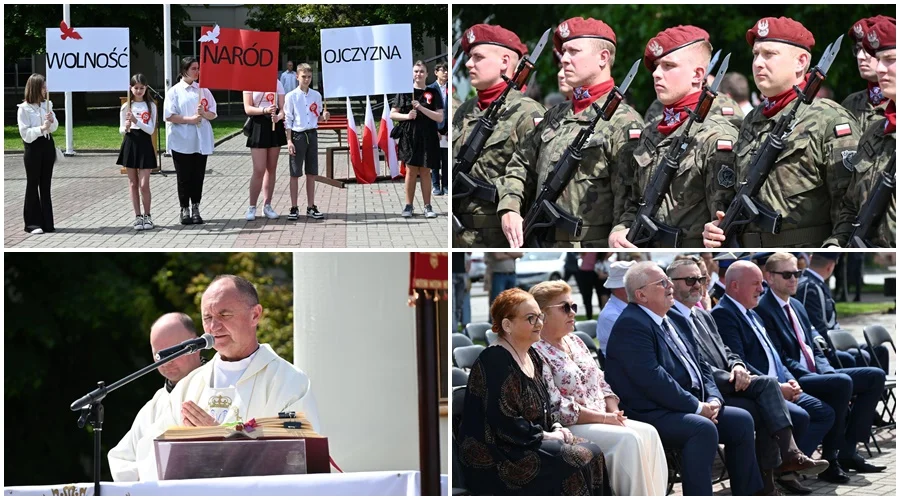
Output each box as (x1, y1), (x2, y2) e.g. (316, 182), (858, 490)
(317, 114), (349, 147)
(322, 146), (395, 188)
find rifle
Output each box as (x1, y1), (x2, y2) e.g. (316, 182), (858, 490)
(626, 53), (732, 247)
(717, 35), (844, 247)
(452, 27), (551, 235)
(848, 151), (896, 248)
(521, 59), (642, 247)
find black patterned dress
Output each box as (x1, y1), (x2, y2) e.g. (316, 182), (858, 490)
(458, 345), (612, 495)
(392, 88), (441, 170)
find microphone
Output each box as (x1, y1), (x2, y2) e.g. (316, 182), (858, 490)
(155, 333), (215, 361)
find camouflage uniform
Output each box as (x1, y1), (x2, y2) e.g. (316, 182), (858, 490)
(645, 94), (745, 130)
(840, 89), (888, 133)
(825, 117), (896, 247)
(613, 113), (739, 247)
(452, 90), (545, 247)
(497, 99), (645, 247)
(733, 98), (860, 247)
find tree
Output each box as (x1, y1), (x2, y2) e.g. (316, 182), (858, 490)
(456, 5), (894, 112)
(246, 4), (448, 63)
(3, 4), (192, 65)
(4, 252), (293, 485)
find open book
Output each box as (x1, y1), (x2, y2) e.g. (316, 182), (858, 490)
(157, 413), (321, 440)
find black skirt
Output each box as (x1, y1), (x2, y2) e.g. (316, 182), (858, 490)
(117, 130), (156, 169)
(246, 114), (287, 148)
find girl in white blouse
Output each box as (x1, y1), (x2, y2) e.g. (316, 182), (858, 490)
(164, 56), (217, 225)
(118, 74), (158, 231)
(16, 73), (59, 234)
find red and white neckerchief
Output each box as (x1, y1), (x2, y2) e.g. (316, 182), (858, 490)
(657, 91), (701, 136)
(572, 79), (614, 115)
(884, 101), (896, 135)
(867, 81), (887, 107)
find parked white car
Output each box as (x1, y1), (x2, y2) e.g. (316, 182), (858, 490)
(516, 252), (567, 289)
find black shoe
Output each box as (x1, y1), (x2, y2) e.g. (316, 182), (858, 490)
(775, 476), (812, 495)
(817, 461), (851, 484)
(838, 456), (887, 473)
(180, 207), (192, 225)
(191, 203), (203, 224)
(306, 205), (324, 219)
(288, 206), (299, 220)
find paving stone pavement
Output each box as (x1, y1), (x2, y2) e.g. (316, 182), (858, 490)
(4, 132), (448, 248)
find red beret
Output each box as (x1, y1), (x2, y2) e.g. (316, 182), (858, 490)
(849, 16), (893, 44)
(462, 24), (528, 58)
(553, 17), (616, 54)
(863, 16), (896, 56)
(746, 17), (815, 53)
(643, 25), (710, 71)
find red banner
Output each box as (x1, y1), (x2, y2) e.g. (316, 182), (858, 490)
(199, 25), (278, 92)
(409, 253), (448, 293)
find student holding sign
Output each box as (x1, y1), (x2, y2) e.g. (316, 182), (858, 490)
(118, 74), (157, 231)
(391, 60), (443, 219)
(243, 80), (287, 221)
(16, 73), (58, 234)
(164, 57), (217, 225)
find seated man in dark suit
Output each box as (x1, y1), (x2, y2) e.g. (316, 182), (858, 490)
(711, 261), (838, 488)
(666, 259), (829, 494)
(605, 262), (763, 496)
(797, 252), (891, 370)
(756, 252), (887, 479)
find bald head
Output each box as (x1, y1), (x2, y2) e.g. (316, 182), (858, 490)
(724, 261), (765, 309)
(151, 313), (202, 383)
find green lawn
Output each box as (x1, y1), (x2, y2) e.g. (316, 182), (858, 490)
(5, 119), (245, 151)
(835, 301), (895, 316)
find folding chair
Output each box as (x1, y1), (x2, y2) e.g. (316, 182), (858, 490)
(463, 322), (491, 344)
(575, 320), (598, 338)
(863, 325), (897, 428)
(486, 331), (499, 346)
(453, 345), (485, 371)
(452, 333), (473, 354)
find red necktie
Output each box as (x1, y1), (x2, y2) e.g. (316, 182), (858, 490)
(785, 304), (815, 371)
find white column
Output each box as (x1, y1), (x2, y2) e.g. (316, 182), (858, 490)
(63, 4), (74, 155)
(293, 253), (446, 473)
(163, 4), (172, 155)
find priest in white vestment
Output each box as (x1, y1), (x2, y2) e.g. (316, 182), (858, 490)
(108, 313), (204, 481)
(109, 275), (319, 481)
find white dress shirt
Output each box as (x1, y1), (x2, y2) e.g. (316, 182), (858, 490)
(164, 80), (217, 155)
(17, 100), (59, 143)
(279, 70), (298, 93)
(284, 87), (323, 132)
(773, 294), (817, 372)
(119, 101), (156, 135)
(723, 295), (781, 379)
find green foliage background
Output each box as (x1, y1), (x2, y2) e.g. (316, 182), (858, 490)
(455, 5), (895, 112)
(4, 252), (293, 485)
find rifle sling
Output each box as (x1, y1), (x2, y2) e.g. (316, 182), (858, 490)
(552, 224), (612, 244)
(455, 213), (502, 229)
(739, 223), (831, 247)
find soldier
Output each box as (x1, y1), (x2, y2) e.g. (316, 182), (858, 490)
(826, 16), (896, 248)
(644, 74), (745, 129)
(720, 72), (755, 115)
(452, 24), (545, 247)
(840, 16), (892, 131)
(498, 17), (645, 247)
(607, 26), (739, 248)
(702, 17), (861, 247)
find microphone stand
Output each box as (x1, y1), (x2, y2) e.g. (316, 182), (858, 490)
(69, 345), (203, 495)
(145, 85), (169, 176)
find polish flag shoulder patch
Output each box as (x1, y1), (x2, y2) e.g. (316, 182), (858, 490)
(628, 128), (642, 140)
(717, 139), (733, 151)
(834, 123), (852, 137)
(721, 107), (734, 116)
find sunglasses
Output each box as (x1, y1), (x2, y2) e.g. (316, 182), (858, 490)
(672, 276), (709, 286)
(639, 277), (672, 290)
(521, 313), (546, 326)
(547, 302), (579, 315)
(772, 270), (802, 280)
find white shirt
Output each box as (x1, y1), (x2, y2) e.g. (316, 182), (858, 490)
(773, 294), (816, 372)
(17, 100), (59, 143)
(119, 101), (156, 135)
(244, 80), (286, 112)
(164, 80), (217, 155)
(284, 87), (323, 132)
(280, 70), (299, 93)
(596, 294), (627, 354)
(213, 346), (260, 388)
(723, 295), (779, 379)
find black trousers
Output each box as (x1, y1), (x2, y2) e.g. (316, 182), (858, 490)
(23, 135), (56, 232)
(573, 269), (600, 319)
(431, 147), (448, 189)
(172, 151), (208, 208)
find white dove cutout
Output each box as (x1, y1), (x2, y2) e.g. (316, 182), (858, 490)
(198, 24), (220, 44)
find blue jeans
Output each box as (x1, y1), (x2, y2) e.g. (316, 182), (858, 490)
(453, 273), (471, 332)
(489, 272), (518, 308)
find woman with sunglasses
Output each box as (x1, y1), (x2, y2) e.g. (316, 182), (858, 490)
(530, 280), (668, 496)
(458, 288), (612, 495)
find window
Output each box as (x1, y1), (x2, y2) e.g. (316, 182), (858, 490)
(5, 57), (34, 90)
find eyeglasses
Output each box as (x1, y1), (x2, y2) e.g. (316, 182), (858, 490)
(639, 277), (672, 290)
(772, 270), (802, 280)
(520, 313), (546, 326)
(547, 302), (578, 315)
(671, 276), (709, 287)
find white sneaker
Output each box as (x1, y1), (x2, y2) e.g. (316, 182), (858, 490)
(246, 206), (257, 221)
(30, 228), (44, 234)
(263, 204), (279, 219)
(133, 215), (144, 231)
